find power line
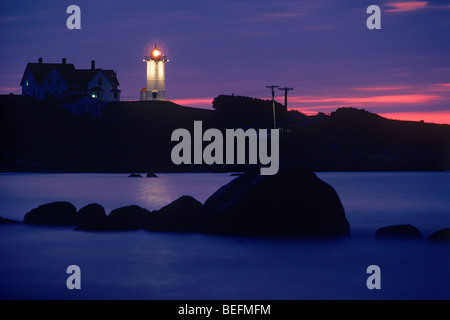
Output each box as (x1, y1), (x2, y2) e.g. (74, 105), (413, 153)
(278, 87), (293, 109)
(266, 85), (279, 129)
(278, 87), (293, 130)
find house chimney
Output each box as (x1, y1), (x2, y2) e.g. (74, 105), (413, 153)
(38, 57), (43, 64)
(62, 58), (66, 64)
(91, 60), (95, 70)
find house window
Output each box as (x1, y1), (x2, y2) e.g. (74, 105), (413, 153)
(26, 79), (29, 86)
(98, 78), (102, 86)
(92, 92), (97, 99)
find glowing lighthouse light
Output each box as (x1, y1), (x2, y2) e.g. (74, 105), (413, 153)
(152, 48), (161, 59)
(140, 44), (169, 101)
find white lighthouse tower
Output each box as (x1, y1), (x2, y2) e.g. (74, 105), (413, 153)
(141, 44), (169, 101)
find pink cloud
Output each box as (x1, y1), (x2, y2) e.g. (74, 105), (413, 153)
(288, 108), (450, 125)
(250, 12), (305, 22)
(170, 97), (213, 109)
(288, 94), (440, 105)
(379, 111), (450, 124)
(432, 83), (450, 88)
(0, 86), (21, 93)
(351, 86), (410, 92)
(385, 1), (428, 12)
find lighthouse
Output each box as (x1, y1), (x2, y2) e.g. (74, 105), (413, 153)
(141, 45), (168, 101)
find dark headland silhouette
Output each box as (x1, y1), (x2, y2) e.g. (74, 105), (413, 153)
(1, 94), (449, 173)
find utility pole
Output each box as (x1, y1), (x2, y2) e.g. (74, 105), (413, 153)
(266, 85), (279, 129)
(278, 87), (293, 130)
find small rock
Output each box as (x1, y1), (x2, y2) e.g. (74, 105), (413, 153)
(146, 172), (158, 178)
(427, 228), (450, 244)
(128, 173), (142, 178)
(0, 216), (20, 224)
(375, 224), (423, 240)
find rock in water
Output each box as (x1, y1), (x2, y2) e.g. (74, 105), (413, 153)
(23, 201), (77, 226)
(128, 173), (142, 178)
(203, 163), (350, 238)
(75, 203), (107, 230)
(375, 224), (423, 240)
(106, 205), (150, 230)
(0, 216), (20, 224)
(145, 196), (205, 232)
(427, 228), (450, 243)
(146, 172), (158, 178)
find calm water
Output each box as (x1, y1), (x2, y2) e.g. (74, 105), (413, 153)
(0, 172), (449, 299)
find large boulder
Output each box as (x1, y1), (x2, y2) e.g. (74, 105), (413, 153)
(427, 228), (450, 244)
(106, 205), (150, 230)
(145, 196), (205, 232)
(375, 224), (423, 240)
(203, 163), (350, 238)
(75, 203), (107, 230)
(23, 201), (77, 226)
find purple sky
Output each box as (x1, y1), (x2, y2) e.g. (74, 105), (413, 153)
(1, 0), (449, 123)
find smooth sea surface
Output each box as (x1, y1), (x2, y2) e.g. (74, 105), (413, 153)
(0, 172), (449, 299)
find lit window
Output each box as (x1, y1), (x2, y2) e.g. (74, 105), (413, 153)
(92, 92), (96, 98)
(26, 80), (29, 86)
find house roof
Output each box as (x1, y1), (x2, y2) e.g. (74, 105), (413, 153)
(20, 61), (120, 88)
(20, 63), (76, 86)
(103, 70), (120, 86)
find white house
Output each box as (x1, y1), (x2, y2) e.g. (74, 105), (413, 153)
(20, 58), (120, 102)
